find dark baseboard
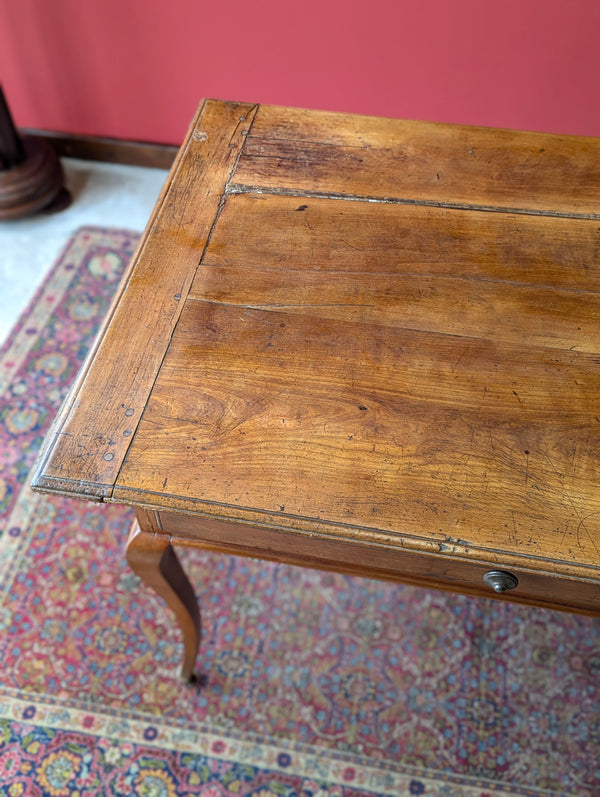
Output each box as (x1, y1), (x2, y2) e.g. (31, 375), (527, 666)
(19, 128), (179, 170)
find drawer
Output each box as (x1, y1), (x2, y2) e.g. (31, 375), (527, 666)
(140, 509), (600, 616)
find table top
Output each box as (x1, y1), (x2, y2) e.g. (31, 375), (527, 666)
(33, 99), (600, 587)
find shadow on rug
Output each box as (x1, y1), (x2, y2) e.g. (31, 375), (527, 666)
(0, 227), (599, 796)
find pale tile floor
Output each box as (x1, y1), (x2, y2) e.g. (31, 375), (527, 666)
(0, 158), (169, 344)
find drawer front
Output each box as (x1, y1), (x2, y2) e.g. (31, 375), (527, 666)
(140, 509), (600, 616)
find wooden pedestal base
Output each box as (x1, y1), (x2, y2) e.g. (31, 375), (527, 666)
(0, 135), (67, 220)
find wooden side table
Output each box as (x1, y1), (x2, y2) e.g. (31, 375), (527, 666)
(33, 100), (600, 680)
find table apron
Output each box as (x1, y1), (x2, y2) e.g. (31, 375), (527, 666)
(134, 508), (600, 616)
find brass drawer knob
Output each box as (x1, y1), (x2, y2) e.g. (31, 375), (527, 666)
(483, 570), (519, 593)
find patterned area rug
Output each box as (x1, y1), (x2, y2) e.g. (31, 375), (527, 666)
(0, 227), (599, 797)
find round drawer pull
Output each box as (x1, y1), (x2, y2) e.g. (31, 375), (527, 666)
(483, 570), (519, 593)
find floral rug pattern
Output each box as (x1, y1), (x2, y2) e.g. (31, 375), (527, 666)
(0, 227), (599, 796)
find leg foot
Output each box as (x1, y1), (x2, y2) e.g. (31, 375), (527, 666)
(126, 521), (201, 682)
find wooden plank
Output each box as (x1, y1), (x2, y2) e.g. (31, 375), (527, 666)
(198, 192), (600, 290)
(233, 105), (600, 216)
(115, 300), (600, 575)
(190, 193), (600, 352)
(32, 100), (258, 498)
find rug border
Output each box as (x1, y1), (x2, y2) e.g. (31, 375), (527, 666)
(0, 692), (562, 797)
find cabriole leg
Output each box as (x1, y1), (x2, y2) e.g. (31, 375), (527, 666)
(125, 520), (201, 682)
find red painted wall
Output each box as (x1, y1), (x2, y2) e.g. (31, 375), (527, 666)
(1, 0), (599, 145)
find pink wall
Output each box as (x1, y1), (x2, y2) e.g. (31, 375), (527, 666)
(1, 0), (599, 145)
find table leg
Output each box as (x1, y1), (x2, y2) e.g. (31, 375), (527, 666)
(125, 521), (201, 682)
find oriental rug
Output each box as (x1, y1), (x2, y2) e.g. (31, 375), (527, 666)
(0, 227), (599, 796)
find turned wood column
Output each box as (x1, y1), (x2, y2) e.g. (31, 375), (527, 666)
(0, 85), (68, 219)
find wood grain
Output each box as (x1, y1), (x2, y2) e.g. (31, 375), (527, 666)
(32, 100), (257, 498)
(115, 299), (600, 576)
(234, 105), (600, 216)
(192, 193), (600, 352)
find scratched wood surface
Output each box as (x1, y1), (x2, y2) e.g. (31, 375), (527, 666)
(115, 193), (600, 578)
(32, 100), (258, 498)
(234, 105), (600, 216)
(34, 101), (600, 609)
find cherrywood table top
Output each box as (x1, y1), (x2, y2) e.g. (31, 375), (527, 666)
(33, 100), (600, 610)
